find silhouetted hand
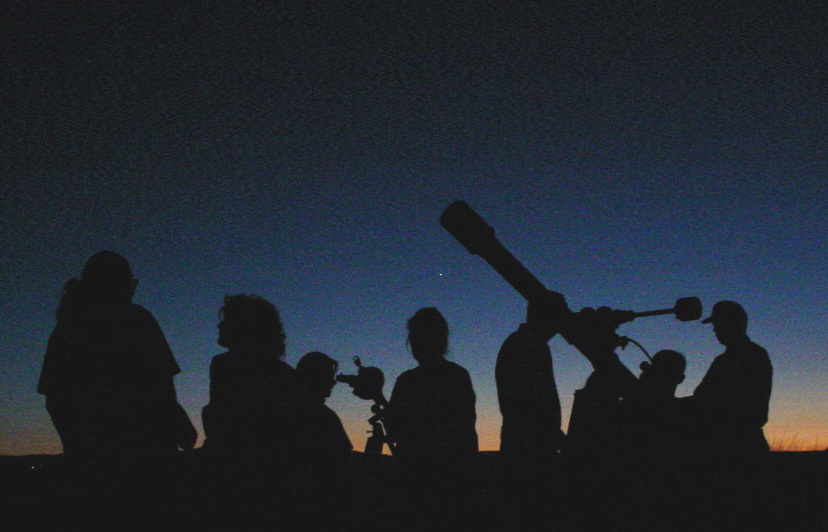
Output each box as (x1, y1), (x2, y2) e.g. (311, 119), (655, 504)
(527, 290), (570, 340)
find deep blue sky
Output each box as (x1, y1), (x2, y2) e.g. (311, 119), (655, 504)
(2, 2), (826, 454)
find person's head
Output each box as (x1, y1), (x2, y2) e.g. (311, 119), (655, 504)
(296, 351), (339, 402)
(217, 294), (286, 357)
(407, 307), (449, 364)
(639, 350), (686, 398)
(702, 300), (749, 347)
(57, 251), (137, 319)
(527, 290), (569, 341)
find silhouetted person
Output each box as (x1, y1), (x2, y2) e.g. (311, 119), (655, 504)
(561, 305), (657, 530)
(200, 294), (299, 530)
(386, 307), (478, 465)
(637, 349), (686, 401)
(496, 290), (568, 464)
(201, 294), (297, 456)
(38, 251), (196, 461)
(293, 351), (353, 462)
(37, 251), (196, 529)
(663, 303), (773, 532)
(290, 351), (353, 529)
(570, 349), (687, 462)
(630, 349), (687, 449)
(385, 307), (479, 529)
(687, 301), (772, 464)
(495, 291), (570, 529)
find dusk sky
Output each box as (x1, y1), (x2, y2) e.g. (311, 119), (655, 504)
(2, 2), (826, 455)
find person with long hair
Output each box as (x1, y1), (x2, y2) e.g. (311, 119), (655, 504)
(386, 307), (478, 465)
(201, 293), (296, 455)
(384, 307), (479, 528)
(38, 251), (196, 461)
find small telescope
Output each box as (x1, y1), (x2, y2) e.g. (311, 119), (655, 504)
(336, 356), (386, 403)
(439, 200), (702, 340)
(336, 357), (394, 455)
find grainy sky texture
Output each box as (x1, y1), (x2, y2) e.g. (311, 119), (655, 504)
(2, 2), (826, 455)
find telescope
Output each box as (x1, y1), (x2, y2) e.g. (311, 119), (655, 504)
(336, 356), (386, 404)
(337, 357), (395, 456)
(439, 200), (702, 343)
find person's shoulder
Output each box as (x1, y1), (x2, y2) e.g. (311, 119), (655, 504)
(126, 303), (157, 321)
(748, 340), (768, 356)
(123, 303), (168, 332)
(320, 404), (343, 422)
(397, 366), (418, 379)
(210, 351), (235, 368)
(431, 360), (473, 386)
(747, 341), (771, 367)
(500, 323), (538, 349)
(504, 323), (531, 342)
(272, 358), (295, 373)
(263, 358), (296, 383)
(443, 359), (470, 375)
(394, 366), (420, 387)
(728, 340), (769, 360)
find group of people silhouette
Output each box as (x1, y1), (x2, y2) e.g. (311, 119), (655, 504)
(37, 251), (773, 530)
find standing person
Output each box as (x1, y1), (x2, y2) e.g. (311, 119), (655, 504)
(385, 307), (478, 465)
(38, 250), (196, 461)
(37, 251), (196, 529)
(385, 307), (479, 529)
(201, 294), (296, 456)
(495, 291), (569, 529)
(690, 301), (773, 462)
(496, 290), (569, 464)
(681, 301), (773, 530)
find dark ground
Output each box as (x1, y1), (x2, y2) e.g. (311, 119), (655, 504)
(1, 450), (826, 531)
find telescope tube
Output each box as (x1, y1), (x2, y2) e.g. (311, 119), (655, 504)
(439, 200), (549, 302)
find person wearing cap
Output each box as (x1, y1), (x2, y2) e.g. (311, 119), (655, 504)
(689, 301), (773, 462)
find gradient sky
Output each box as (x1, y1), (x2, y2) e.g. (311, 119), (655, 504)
(2, 2), (826, 455)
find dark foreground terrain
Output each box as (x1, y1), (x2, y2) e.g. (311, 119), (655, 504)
(1, 450), (826, 531)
